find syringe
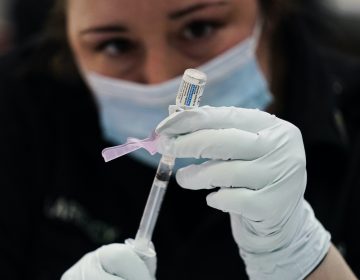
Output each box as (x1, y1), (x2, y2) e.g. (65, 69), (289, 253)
(126, 69), (207, 258)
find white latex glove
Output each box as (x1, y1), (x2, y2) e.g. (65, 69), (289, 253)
(61, 242), (156, 280)
(155, 106), (331, 280)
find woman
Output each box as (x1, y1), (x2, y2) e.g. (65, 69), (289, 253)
(0, 0), (359, 279)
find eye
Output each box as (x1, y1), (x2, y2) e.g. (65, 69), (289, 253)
(182, 20), (223, 41)
(96, 38), (135, 57)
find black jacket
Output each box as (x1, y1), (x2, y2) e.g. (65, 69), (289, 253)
(0, 15), (359, 280)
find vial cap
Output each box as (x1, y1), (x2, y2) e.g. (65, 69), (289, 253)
(183, 68), (207, 86)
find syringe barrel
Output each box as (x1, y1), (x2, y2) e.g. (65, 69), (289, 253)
(133, 69), (207, 253)
(134, 155), (175, 251)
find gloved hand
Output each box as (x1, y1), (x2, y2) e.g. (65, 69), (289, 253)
(61, 242), (156, 280)
(155, 105), (331, 280)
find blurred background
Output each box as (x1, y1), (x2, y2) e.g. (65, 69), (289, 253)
(0, 0), (53, 56)
(318, 0), (360, 55)
(0, 0), (359, 56)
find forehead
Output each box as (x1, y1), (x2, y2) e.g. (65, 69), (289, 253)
(67, 0), (231, 10)
(65, 0), (260, 42)
(66, 0), (227, 14)
(67, 0), (234, 25)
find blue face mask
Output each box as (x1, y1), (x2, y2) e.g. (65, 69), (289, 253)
(84, 22), (273, 169)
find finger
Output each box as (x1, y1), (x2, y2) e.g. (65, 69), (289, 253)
(87, 251), (122, 280)
(155, 106), (277, 136)
(61, 252), (122, 280)
(206, 186), (301, 224)
(98, 244), (153, 280)
(205, 187), (274, 220)
(175, 159), (275, 191)
(205, 170), (306, 219)
(156, 128), (271, 160)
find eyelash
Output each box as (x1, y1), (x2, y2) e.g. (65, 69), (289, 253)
(95, 38), (134, 56)
(94, 20), (226, 56)
(181, 20), (225, 41)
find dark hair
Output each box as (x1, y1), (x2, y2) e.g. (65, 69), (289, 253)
(43, 0), (77, 81)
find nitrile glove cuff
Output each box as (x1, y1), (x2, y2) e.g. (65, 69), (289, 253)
(232, 200), (331, 280)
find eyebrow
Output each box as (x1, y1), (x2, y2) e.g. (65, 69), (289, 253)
(80, 25), (128, 35)
(169, 1), (229, 19)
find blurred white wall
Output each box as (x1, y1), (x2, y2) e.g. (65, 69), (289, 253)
(322, 0), (360, 16)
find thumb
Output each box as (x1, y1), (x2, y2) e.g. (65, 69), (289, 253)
(98, 243), (154, 280)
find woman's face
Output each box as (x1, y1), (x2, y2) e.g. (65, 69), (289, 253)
(67, 0), (266, 84)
